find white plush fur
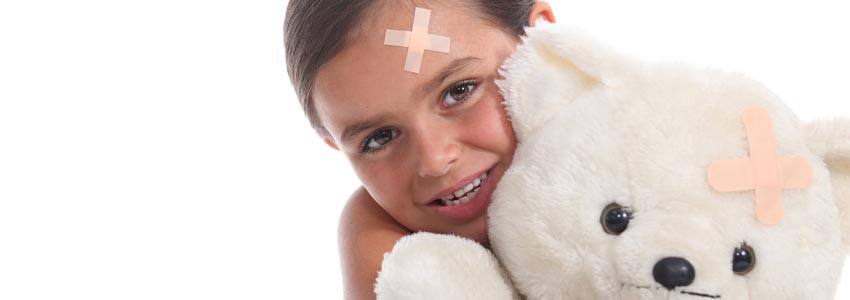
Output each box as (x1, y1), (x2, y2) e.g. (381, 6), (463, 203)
(376, 23), (850, 299)
(805, 119), (850, 252)
(374, 232), (518, 300)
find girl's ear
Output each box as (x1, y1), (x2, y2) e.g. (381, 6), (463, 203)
(804, 118), (850, 250)
(322, 135), (339, 151)
(497, 23), (628, 141)
(528, 1), (556, 27)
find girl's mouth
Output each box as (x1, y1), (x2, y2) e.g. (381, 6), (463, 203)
(434, 171), (487, 206)
(426, 168), (496, 222)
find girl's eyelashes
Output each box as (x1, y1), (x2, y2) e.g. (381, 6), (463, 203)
(441, 79), (479, 108)
(360, 127), (400, 154)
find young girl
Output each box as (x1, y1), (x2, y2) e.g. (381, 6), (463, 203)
(285, 1), (556, 298)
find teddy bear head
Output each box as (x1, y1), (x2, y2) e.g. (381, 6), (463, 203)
(490, 23), (850, 299)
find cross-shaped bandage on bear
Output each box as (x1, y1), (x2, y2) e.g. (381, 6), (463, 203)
(708, 104), (814, 226)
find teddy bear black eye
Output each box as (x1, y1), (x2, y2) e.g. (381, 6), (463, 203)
(732, 243), (756, 275)
(600, 203), (632, 235)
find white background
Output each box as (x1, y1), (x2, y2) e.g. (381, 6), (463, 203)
(0, 0), (848, 299)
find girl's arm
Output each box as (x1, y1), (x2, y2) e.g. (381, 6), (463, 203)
(338, 187), (411, 300)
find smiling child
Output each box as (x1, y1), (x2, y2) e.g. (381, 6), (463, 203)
(284, 1), (556, 298)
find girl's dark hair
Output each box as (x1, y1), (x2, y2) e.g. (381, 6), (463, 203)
(284, 0), (536, 134)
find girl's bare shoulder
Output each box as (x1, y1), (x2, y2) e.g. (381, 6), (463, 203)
(339, 186), (408, 233)
(337, 186), (410, 299)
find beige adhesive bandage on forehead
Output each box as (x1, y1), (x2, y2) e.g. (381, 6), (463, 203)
(384, 7), (451, 74)
(708, 104), (813, 226)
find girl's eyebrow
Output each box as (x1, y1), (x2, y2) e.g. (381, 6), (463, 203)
(419, 56), (482, 95)
(341, 114), (391, 145)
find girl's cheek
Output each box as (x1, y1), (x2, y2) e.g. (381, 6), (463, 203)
(459, 84), (516, 152)
(350, 143), (413, 206)
(353, 155), (401, 188)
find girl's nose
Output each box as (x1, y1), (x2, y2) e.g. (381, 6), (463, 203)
(415, 129), (460, 178)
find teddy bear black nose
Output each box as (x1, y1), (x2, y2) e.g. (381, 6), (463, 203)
(652, 257), (695, 290)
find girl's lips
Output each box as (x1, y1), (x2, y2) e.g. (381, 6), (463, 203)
(428, 168), (497, 222)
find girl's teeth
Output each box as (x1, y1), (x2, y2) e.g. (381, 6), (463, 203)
(460, 192), (475, 204)
(438, 171), (489, 205)
(438, 190), (478, 207)
(463, 183), (474, 193)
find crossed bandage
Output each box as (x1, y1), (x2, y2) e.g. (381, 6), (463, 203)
(708, 105), (813, 225)
(384, 7), (451, 74)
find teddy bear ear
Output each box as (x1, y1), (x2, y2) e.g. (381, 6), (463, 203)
(496, 23), (629, 141)
(804, 118), (850, 251)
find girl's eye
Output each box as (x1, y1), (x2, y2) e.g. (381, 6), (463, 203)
(361, 128), (399, 153)
(441, 80), (479, 108)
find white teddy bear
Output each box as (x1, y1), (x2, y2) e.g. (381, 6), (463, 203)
(375, 23), (850, 300)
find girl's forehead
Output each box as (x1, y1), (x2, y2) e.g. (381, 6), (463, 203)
(347, 3), (495, 66)
(312, 3), (514, 140)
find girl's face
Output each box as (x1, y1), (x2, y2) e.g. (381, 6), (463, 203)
(313, 3), (538, 244)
